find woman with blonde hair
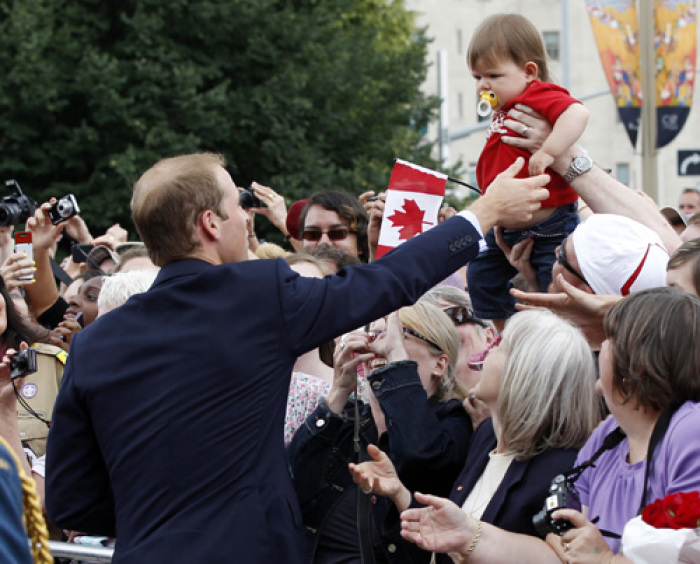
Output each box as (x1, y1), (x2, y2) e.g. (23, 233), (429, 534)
(287, 301), (471, 563)
(350, 309), (600, 562)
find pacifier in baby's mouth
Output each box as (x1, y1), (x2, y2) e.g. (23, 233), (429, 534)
(477, 91), (498, 117)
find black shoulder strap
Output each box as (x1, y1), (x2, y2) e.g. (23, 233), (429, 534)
(638, 404), (678, 513)
(564, 427), (626, 483)
(353, 392), (375, 564)
(50, 257), (73, 286)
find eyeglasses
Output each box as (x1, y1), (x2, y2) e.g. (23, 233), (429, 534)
(467, 336), (502, 371)
(302, 227), (356, 242)
(367, 326), (443, 352)
(442, 305), (488, 328)
(557, 237), (588, 285)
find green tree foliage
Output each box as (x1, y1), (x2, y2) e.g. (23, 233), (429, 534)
(0, 0), (441, 239)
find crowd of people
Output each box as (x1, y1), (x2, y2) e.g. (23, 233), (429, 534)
(0, 11), (697, 564)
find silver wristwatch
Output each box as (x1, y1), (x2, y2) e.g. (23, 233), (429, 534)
(562, 153), (593, 184)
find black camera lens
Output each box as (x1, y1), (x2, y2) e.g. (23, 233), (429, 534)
(239, 188), (263, 209)
(0, 180), (37, 227)
(57, 200), (72, 215)
(0, 203), (23, 227)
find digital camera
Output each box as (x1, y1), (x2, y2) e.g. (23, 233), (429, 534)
(48, 194), (80, 225)
(532, 473), (581, 536)
(0, 180), (37, 227)
(239, 187), (263, 209)
(10, 348), (38, 380)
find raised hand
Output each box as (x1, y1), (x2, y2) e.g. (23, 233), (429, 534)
(401, 492), (476, 556)
(348, 444), (411, 510)
(248, 182), (289, 235)
(1, 252), (36, 289)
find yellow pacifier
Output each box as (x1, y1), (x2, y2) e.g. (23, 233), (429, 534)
(477, 91), (498, 117)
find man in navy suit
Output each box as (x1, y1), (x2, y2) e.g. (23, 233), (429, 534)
(46, 153), (549, 563)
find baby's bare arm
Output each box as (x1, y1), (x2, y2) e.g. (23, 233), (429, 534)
(539, 104), (589, 159)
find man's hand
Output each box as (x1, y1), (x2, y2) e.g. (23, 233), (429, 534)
(501, 104), (552, 153)
(511, 273), (619, 348)
(470, 158), (550, 234)
(494, 228), (540, 291)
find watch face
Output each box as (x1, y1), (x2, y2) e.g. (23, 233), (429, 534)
(574, 154), (592, 172)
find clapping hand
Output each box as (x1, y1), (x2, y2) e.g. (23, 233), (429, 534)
(401, 492), (476, 557)
(348, 444), (411, 510)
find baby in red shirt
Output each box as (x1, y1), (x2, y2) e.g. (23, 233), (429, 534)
(466, 13), (589, 328)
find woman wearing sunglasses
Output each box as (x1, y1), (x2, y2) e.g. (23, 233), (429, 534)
(287, 302), (472, 563)
(419, 286), (498, 430)
(298, 190), (370, 262)
(348, 309), (600, 563)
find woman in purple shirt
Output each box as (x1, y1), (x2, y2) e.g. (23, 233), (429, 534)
(399, 287), (700, 564)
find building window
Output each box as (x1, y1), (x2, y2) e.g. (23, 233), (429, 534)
(616, 163), (630, 185)
(468, 163), (478, 189)
(543, 31), (560, 61)
(457, 29), (462, 54)
(458, 92), (463, 119)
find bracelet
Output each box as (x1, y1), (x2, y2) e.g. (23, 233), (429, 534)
(464, 519), (482, 560)
(247, 233), (257, 239)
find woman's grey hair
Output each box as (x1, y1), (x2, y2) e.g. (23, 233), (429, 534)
(97, 269), (158, 316)
(398, 301), (461, 402)
(419, 286), (496, 334)
(498, 309), (600, 460)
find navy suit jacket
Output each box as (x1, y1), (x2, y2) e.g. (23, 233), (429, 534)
(46, 216), (482, 563)
(436, 419), (577, 563)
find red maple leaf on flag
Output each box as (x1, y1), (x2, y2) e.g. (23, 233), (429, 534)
(388, 199), (433, 240)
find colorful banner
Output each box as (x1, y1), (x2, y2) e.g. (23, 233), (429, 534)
(376, 159), (446, 259)
(586, 1), (643, 147)
(655, 0), (696, 147)
(586, 1), (696, 149)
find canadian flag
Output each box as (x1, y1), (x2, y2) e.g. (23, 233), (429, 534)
(376, 159), (447, 259)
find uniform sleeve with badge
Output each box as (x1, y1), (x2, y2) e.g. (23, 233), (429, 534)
(17, 343), (67, 459)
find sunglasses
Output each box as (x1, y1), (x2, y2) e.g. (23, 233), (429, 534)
(467, 336), (502, 371)
(367, 326), (443, 352)
(557, 237), (588, 285)
(442, 305), (488, 328)
(302, 227), (355, 242)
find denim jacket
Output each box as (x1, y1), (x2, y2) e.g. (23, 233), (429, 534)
(287, 360), (472, 563)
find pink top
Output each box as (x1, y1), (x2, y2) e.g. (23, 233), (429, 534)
(285, 372), (331, 445)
